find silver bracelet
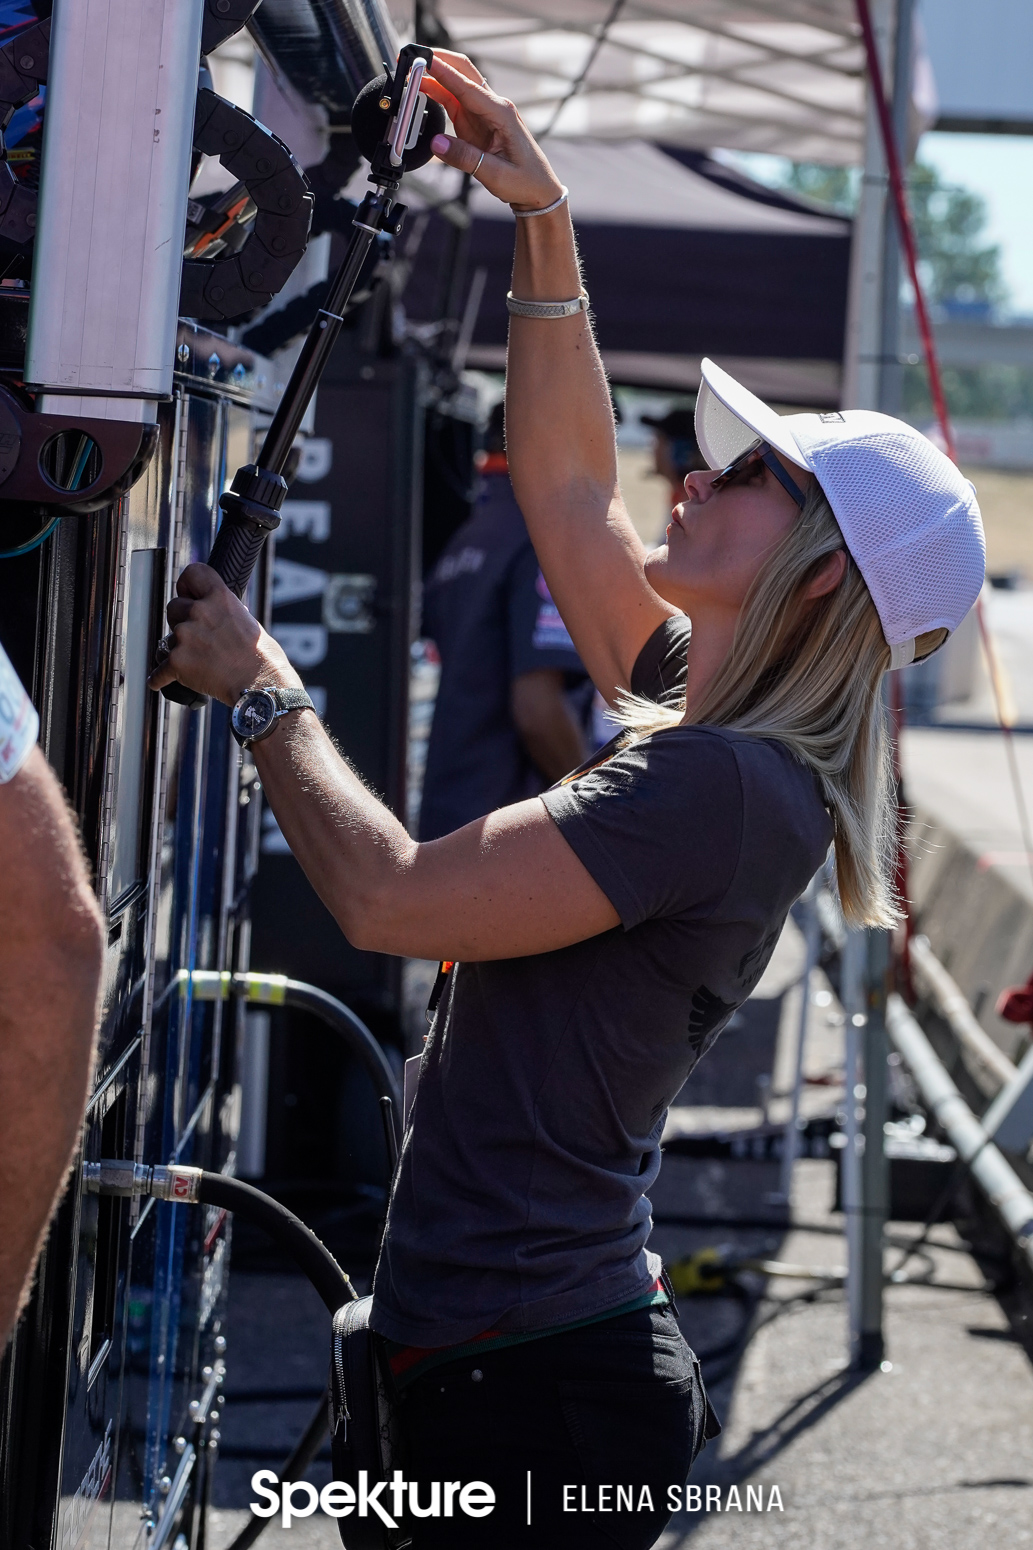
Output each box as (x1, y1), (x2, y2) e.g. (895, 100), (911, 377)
(511, 186), (569, 218)
(505, 290), (590, 319)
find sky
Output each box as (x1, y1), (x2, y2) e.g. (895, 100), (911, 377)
(917, 132), (1033, 316)
(732, 132), (1033, 319)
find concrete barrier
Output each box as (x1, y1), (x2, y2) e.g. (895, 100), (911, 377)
(907, 802), (1033, 1074)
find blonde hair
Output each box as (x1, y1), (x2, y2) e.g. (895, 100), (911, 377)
(619, 486), (945, 927)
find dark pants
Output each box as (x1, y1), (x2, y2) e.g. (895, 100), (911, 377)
(392, 1304), (720, 1549)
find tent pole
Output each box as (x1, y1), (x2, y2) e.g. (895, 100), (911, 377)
(878, 0), (916, 417)
(841, 0), (896, 413)
(841, 0), (900, 1375)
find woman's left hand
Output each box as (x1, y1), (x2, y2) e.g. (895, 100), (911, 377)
(147, 563), (298, 705)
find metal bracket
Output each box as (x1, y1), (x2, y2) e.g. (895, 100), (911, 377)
(981, 1043), (1033, 1155)
(201, 0), (262, 58)
(0, 383), (157, 510)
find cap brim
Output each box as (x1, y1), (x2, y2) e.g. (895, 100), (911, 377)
(696, 359), (809, 472)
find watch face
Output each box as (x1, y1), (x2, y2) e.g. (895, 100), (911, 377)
(232, 689), (278, 743)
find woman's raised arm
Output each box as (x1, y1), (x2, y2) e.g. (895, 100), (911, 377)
(425, 54), (679, 701)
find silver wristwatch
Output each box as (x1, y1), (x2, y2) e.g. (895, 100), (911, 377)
(231, 685), (315, 747)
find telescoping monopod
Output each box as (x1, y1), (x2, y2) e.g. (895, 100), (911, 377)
(160, 44), (446, 708)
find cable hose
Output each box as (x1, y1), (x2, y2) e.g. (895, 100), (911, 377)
(195, 1172), (357, 1314)
(277, 978), (402, 1144)
(0, 512), (60, 559)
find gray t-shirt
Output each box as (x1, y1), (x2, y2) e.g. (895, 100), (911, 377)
(371, 616), (833, 1347)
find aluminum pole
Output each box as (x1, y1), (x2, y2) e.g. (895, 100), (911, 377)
(878, 0), (916, 416)
(886, 995), (1033, 1271)
(777, 878), (821, 1203)
(840, 928), (868, 1366)
(858, 927), (891, 1368)
(842, 0), (896, 411)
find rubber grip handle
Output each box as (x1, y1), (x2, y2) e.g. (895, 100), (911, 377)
(162, 679), (209, 708)
(207, 514), (270, 599)
(160, 514), (271, 706)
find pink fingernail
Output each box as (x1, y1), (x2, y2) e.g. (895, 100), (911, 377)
(431, 134), (451, 154)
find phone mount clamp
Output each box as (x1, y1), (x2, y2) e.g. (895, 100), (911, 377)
(160, 44), (444, 708)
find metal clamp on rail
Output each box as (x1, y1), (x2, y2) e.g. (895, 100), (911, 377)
(83, 1161), (204, 1202)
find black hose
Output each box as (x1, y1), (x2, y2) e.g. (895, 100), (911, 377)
(279, 978), (402, 1143)
(196, 1172), (357, 1313)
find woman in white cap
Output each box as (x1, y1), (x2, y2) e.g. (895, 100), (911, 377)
(152, 50), (985, 1550)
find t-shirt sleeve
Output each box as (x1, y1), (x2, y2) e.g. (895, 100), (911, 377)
(540, 728), (742, 929)
(0, 639), (38, 784)
(507, 547), (585, 679)
(630, 615), (691, 706)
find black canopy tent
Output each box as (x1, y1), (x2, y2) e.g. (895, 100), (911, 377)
(401, 139), (852, 407)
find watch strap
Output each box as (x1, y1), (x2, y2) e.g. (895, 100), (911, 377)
(272, 687), (315, 716)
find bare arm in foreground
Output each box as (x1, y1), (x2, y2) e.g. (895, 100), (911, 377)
(0, 748), (103, 1346)
(149, 570), (619, 962)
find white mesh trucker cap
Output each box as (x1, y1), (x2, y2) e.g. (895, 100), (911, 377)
(695, 358), (986, 669)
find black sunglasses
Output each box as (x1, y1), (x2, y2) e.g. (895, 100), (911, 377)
(711, 441), (808, 508)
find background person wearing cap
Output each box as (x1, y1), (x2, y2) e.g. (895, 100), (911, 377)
(151, 48), (985, 1548)
(640, 404), (710, 510)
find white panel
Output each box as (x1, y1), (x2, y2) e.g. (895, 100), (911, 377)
(26, 0), (205, 407)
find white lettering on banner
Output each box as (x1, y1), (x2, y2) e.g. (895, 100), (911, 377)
(280, 500), (331, 541)
(295, 438), (333, 483)
(272, 559), (327, 606)
(272, 624), (328, 667)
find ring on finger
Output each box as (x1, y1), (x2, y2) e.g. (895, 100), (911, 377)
(473, 149), (485, 175)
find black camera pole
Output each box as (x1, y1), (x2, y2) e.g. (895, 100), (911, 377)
(162, 43), (437, 708)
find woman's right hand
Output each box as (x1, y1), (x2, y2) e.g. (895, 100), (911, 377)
(423, 51), (564, 212)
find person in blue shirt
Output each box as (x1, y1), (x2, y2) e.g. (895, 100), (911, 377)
(418, 402), (592, 841)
